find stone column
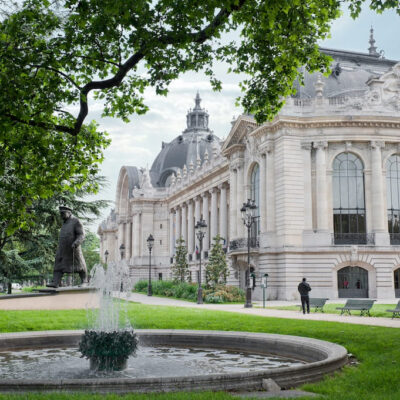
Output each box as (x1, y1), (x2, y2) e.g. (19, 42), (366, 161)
(302, 142), (313, 231)
(188, 200), (194, 254)
(169, 211), (175, 256)
(236, 163), (245, 237)
(229, 167), (237, 239)
(194, 196), (201, 255)
(132, 214), (139, 257)
(125, 222), (131, 260)
(175, 207), (181, 243)
(266, 144), (275, 232)
(201, 193), (210, 252)
(315, 141), (328, 231)
(259, 153), (267, 233)
(210, 187), (218, 244)
(371, 141), (388, 244)
(181, 204), (187, 246)
(219, 183), (228, 244)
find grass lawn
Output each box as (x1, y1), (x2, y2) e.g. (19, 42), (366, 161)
(0, 304), (400, 400)
(268, 303), (398, 318)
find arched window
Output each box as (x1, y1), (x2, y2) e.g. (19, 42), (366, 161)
(333, 153), (366, 244)
(250, 164), (260, 240)
(386, 155), (400, 244)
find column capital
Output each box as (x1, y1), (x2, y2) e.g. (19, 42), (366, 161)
(201, 191), (209, 199)
(370, 140), (385, 150)
(218, 182), (228, 190)
(231, 159), (244, 171)
(209, 187), (218, 195)
(314, 141), (328, 150)
(301, 141), (312, 151)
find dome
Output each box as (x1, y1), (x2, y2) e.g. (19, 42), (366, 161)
(150, 93), (221, 187)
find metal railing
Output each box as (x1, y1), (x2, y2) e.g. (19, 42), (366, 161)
(332, 233), (375, 245)
(229, 237), (259, 251)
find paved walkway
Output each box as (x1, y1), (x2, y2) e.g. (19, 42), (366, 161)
(120, 292), (400, 328)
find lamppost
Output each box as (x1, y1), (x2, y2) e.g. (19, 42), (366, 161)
(241, 199), (257, 308)
(104, 250), (109, 264)
(119, 244), (125, 260)
(195, 219), (207, 304)
(147, 234), (154, 296)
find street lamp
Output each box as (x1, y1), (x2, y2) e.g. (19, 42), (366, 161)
(147, 234), (155, 296)
(241, 199), (257, 308)
(195, 219), (207, 304)
(104, 250), (109, 264)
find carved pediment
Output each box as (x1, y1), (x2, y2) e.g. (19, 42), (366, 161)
(221, 115), (257, 156)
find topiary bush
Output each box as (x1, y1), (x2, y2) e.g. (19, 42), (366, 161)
(79, 329), (138, 371)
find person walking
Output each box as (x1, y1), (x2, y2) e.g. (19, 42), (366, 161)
(298, 277), (312, 314)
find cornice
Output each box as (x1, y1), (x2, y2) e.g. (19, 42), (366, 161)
(252, 115), (400, 136)
(222, 143), (246, 157)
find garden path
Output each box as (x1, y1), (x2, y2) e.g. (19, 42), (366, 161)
(119, 292), (400, 328)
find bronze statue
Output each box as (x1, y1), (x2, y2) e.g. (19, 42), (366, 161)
(47, 206), (88, 288)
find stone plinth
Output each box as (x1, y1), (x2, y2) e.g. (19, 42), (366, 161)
(0, 287), (99, 310)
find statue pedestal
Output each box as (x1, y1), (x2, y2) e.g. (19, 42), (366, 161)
(0, 287), (99, 310)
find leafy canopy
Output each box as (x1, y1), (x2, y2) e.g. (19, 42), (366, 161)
(1, 0), (398, 137)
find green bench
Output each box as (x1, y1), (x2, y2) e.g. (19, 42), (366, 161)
(386, 300), (400, 319)
(298, 298), (329, 313)
(336, 299), (376, 316)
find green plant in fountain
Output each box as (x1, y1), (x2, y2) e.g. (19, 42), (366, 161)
(79, 330), (138, 371)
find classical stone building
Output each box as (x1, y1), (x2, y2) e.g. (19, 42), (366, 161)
(99, 37), (400, 300)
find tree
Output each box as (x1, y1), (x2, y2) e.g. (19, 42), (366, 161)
(1, 0), (398, 138)
(171, 237), (189, 283)
(0, 175), (109, 292)
(0, 247), (40, 293)
(82, 231), (101, 275)
(205, 234), (229, 288)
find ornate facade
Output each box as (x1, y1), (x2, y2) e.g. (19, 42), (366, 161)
(98, 39), (400, 300)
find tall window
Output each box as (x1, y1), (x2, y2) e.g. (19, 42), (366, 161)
(386, 155), (400, 244)
(333, 153), (366, 244)
(250, 163), (260, 240)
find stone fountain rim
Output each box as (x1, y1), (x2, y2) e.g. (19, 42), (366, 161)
(0, 329), (348, 393)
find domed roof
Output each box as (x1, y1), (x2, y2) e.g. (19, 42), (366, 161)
(150, 93), (221, 187)
(294, 33), (398, 99)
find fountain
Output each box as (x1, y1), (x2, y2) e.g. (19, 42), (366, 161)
(0, 262), (348, 393)
(78, 262), (138, 371)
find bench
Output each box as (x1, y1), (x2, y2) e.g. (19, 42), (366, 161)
(336, 299), (376, 316)
(386, 300), (400, 319)
(298, 298), (329, 313)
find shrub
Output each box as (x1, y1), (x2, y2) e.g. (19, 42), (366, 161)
(134, 280), (245, 303)
(205, 294), (224, 303)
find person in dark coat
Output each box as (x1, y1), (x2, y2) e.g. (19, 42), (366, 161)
(298, 277), (311, 314)
(47, 206), (88, 288)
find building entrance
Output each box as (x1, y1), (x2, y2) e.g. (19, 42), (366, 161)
(337, 266), (368, 298)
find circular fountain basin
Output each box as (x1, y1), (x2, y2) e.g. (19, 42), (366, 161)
(0, 330), (347, 393)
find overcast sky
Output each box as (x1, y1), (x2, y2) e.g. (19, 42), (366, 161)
(86, 5), (400, 232)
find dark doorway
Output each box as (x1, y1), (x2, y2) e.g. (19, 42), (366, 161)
(338, 266), (369, 298)
(394, 268), (400, 298)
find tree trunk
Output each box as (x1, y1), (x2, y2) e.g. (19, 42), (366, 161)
(7, 282), (11, 294)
